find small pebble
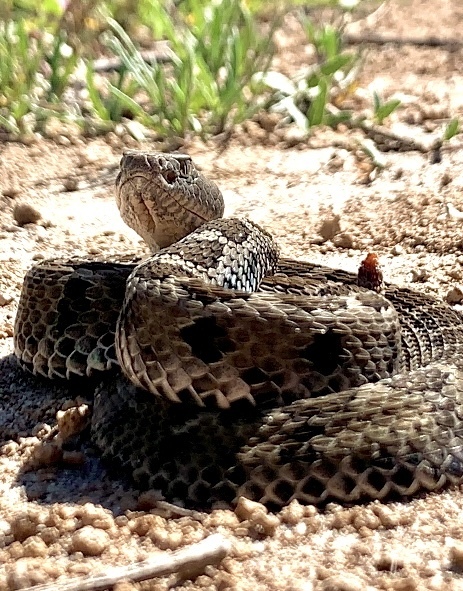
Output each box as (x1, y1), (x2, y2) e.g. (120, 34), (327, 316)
(13, 203), (41, 226)
(56, 404), (90, 440)
(256, 111), (280, 132)
(32, 441), (63, 467)
(56, 135), (71, 146)
(320, 573), (365, 591)
(390, 577), (419, 591)
(279, 500), (305, 525)
(63, 177), (79, 192)
(440, 171), (452, 187)
(125, 120), (147, 142)
(10, 509), (45, 542)
(2, 186), (20, 198)
(5, 224), (21, 233)
(22, 536), (48, 558)
(371, 504), (401, 528)
(80, 504), (115, 530)
(71, 526), (110, 556)
(113, 583), (138, 591)
(449, 541), (463, 569)
(410, 268), (429, 283)
(234, 497), (279, 536)
(0, 292), (13, 306)
(283, 126), (308, 147)
(446, 285), (463, 304)
(448, 268), (462, 280)
(375, 551), (405, 571)
(318, 215), (341, 242)
(332, 232), (354, 249)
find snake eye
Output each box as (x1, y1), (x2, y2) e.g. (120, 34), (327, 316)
(163, 169), (178, 184)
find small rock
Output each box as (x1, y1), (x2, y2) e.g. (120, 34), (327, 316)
(235, 497), (267, 521)
(371, 504), (401, 528)
(318, 214), (341, 242)
(0, 292), (13, 306)
(375, 552), (405, 571)
(446, 202), (463, 220)
(56, 134), (71, 146)
(80, 504), (115, 530)
(32, 441), (63, 467)
(125, 120), (146, 142)
(56, 404), (91, 440)
(2, 186), (20, 198)
(5, 560), (49, 589)
(113, 583), (138, 591)
(39, 527), (61, 546)
(320, 574), (365, 591)
(137, 490), (164, 511)
(34, 225), (47, 239)
(440, 171), (452, 187)
(410, 268), (429, 283)
(20, 132), (40, 145)
(10, 513), (40, 542)
(234, 497), (279, 536)
(63, 177), (79, 192)
(5, 224), (20, 233)
(326, 151), (347, 173)
(390, 577), (420, 591)
(13, 203), (41, 226)
(22, 536), (48, 558)
(448, 268), (462, 280)
(392, 244), (404, 255)
(449, 541), (463, 570)
(71, 526), (110, 556)
(244, 120), (267, 142)
(446, 285), (463, 304)
(332, 232), (354, 249)
(283, 126), (308, 147)
(256, 111), (280, 132)
(279, 500), (306, 525)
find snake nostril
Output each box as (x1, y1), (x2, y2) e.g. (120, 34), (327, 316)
(163, 169), (178, 184)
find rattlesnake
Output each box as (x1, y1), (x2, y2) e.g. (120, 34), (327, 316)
(14, 151), (463, 509)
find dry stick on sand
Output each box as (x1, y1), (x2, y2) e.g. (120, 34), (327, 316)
(19, 534), (231, 591)
(343, 32), (463, 49)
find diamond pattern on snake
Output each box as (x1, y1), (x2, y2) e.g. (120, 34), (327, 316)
(14, 151), (463, 509)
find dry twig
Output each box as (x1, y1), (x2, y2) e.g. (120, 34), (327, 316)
(19, 534), (231, 591)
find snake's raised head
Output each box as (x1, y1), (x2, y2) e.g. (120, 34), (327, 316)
(116, 151), (225, 251)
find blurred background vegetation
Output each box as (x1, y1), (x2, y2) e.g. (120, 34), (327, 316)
(0, 0), (397, 141)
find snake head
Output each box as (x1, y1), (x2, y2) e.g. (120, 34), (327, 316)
(115, 151), (225, 251)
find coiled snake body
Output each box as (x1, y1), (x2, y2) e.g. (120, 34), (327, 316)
(14, 151), (463, 509)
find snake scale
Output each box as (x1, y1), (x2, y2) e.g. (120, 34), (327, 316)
(14, 151), (463, 510)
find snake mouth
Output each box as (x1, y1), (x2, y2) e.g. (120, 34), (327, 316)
(115, 171), (210, 226)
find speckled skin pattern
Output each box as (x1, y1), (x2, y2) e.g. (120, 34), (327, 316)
(14, 151), (463, 509)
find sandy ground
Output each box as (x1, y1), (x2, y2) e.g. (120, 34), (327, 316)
(2, 0), (463, 589)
